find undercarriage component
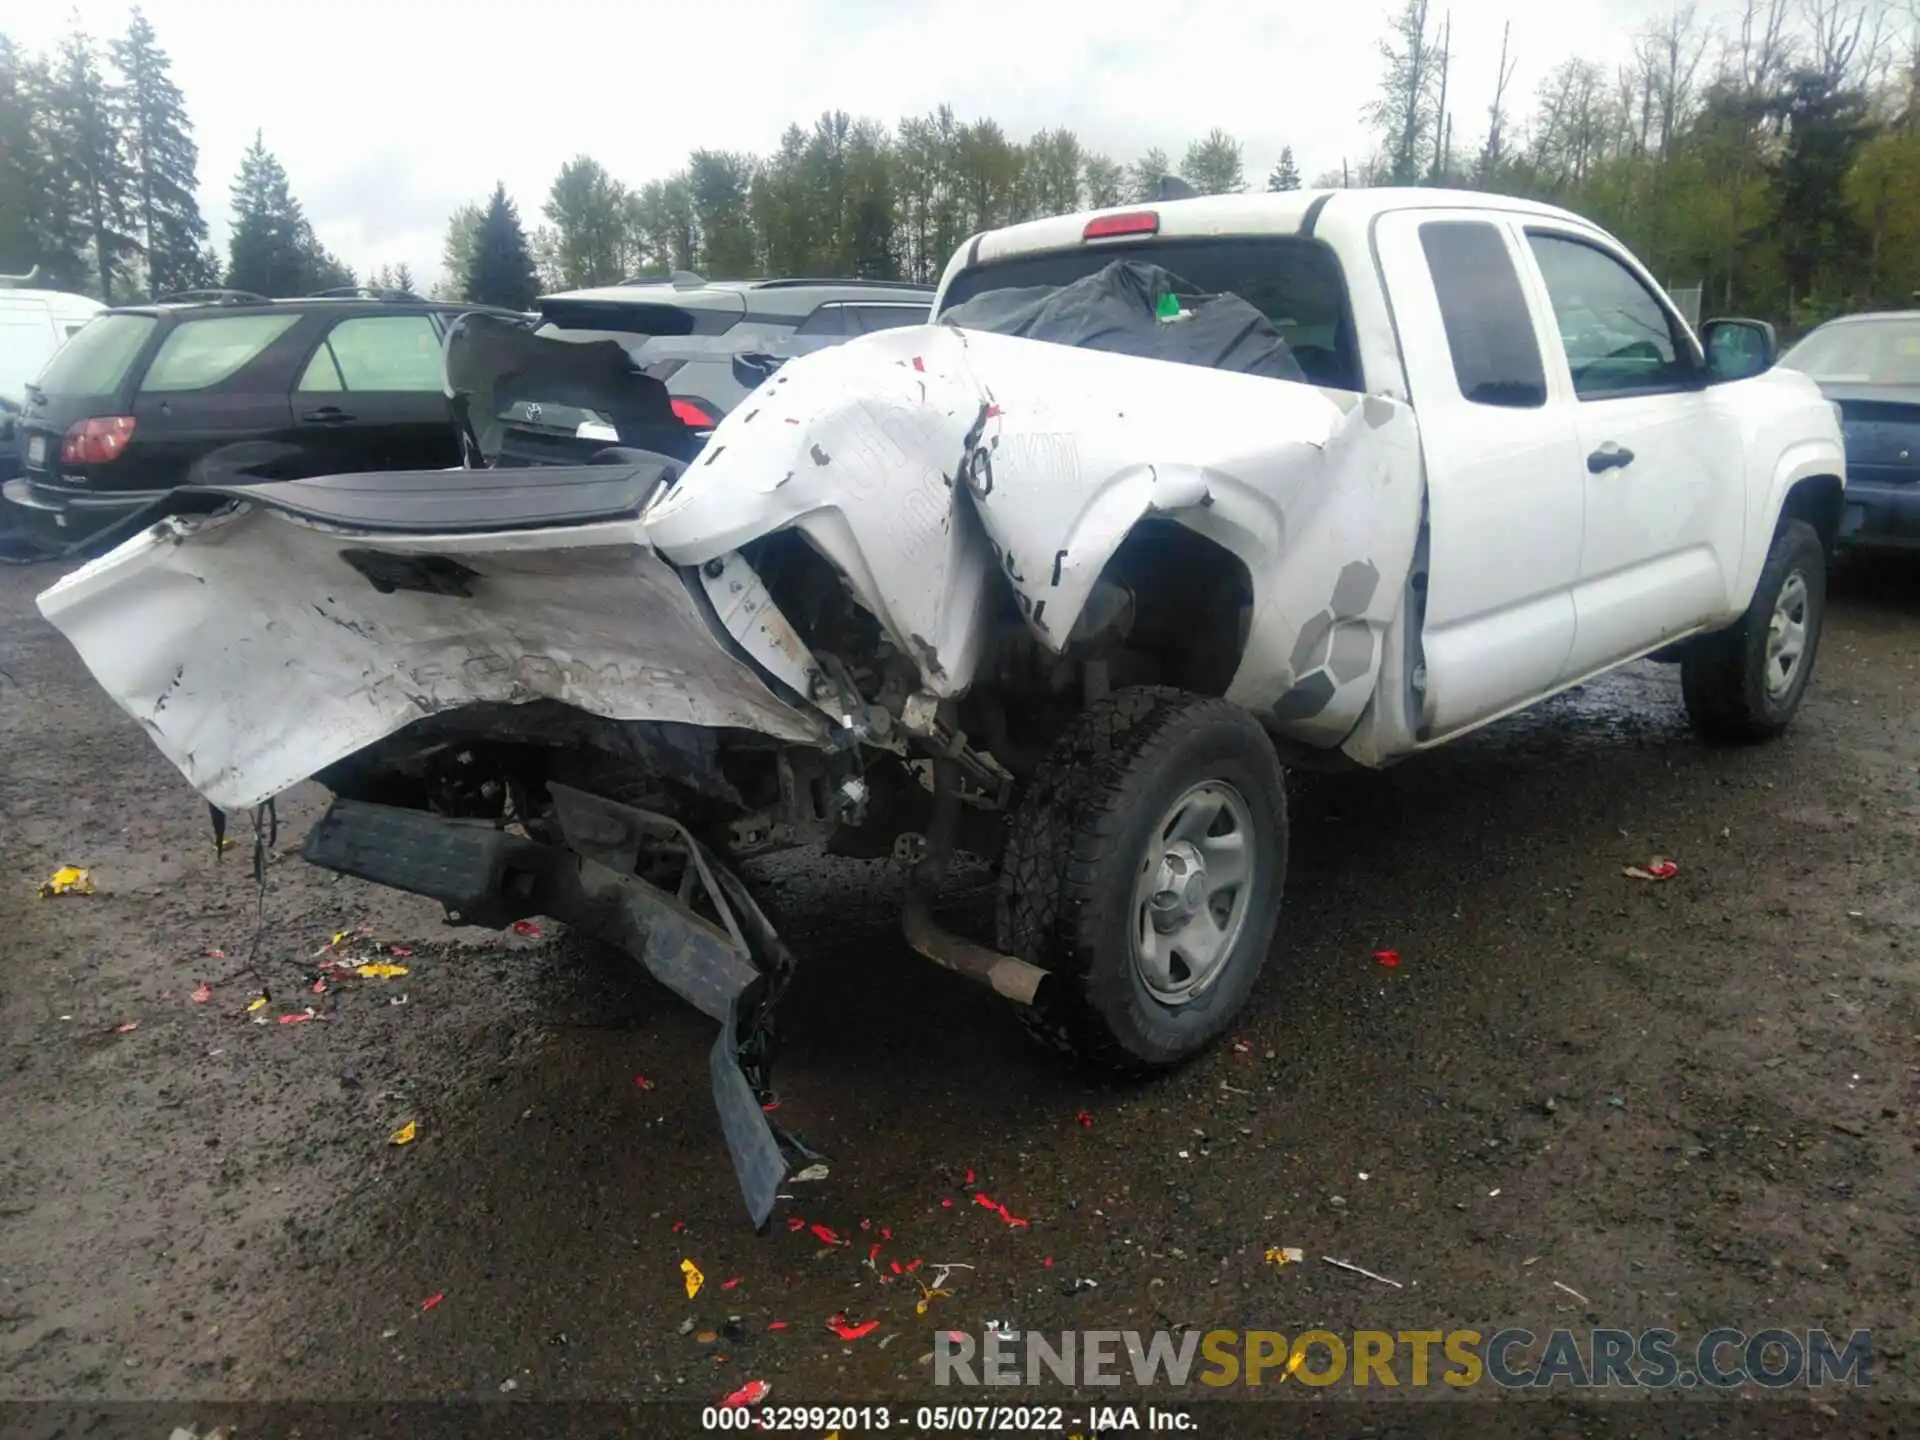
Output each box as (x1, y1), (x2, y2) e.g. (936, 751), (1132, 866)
(901, 759), (1048, 1006)
(302, 789), (803, 1228)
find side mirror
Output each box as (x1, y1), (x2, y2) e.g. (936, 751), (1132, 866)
(1701, 317), (1777, 382)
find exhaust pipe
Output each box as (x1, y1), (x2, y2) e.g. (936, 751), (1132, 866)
(901, 758), (1048, 1006)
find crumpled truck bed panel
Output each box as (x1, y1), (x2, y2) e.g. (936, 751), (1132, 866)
(650, 325), (1425, 740)
(35, 511), (826, 813)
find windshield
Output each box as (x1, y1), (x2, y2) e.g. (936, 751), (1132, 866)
(1779, 318), (1920, 385)
(33, 313), (155, 396)
(939, 237), (1359, 390)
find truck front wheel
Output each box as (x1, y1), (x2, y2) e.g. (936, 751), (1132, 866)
(996, 687), (1288, 1074)
(1681, 518), (1827, 743)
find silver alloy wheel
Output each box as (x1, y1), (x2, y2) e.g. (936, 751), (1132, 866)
(1131, 779), (1257, 1003)
(1764, 570), (1810, 698)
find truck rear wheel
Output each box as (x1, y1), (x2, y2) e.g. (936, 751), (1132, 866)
(1681, 518), (1826, 743)
(996, 687), (1287, 1074)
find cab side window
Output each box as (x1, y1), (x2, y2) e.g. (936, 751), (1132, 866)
(1419, 220), (1547, 408)
(1525, 232), (1694, 398)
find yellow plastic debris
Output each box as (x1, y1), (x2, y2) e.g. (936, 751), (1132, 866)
(681, 1258), (704, 1299)
(1264, 1246), (1304, 1267)
(355, 962), (410, 979)
(38, 866), (94, 898)
(390, 1120), (418, 1147)
(246, 995), (269, 1013)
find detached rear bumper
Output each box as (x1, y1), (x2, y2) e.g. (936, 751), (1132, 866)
(304, 786), (798, 1225)
(3, 476), (165, 546)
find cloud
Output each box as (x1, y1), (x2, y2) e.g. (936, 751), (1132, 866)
(14, 0), (1689, 289)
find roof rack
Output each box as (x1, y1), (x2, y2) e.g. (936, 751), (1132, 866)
(307, 285), (426, 301)
(156, 287), (270, 305)
(750, 277), (936, 291)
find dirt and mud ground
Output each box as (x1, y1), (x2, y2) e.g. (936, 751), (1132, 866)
(1, 552), (1916, 1433)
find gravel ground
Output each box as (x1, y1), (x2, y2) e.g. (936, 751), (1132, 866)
(0, 552), (1916, 1432)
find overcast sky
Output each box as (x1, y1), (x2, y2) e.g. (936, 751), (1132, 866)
(14, 0), (1690, 290)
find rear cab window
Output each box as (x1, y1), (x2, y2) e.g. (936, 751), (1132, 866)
(938, 236), (1362, 391)
(140, 314), (300, 393)
(34, 313), (157, 396)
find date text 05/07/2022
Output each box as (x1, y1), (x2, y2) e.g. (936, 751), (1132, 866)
(700, 1402), (1200, 1432)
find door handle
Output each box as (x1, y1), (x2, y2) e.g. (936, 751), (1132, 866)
(301, 406), (355, 425)
(1587, 442), (1635, 474)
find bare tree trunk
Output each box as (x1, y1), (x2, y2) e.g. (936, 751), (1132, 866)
(1478, 19), (1516, 183)
(1430, 12), (1453, 183)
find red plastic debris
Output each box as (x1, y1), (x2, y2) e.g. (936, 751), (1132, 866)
(422, 1293), (444, 1311)
(634, 1075), (656, 1091)
(278, 1013), (313, 1025)
(827, 1314), (880, 1341)
(881, 1226), (893, 1240)
(911, 356), (925, 372)
(1373, 948), (1402, 968)
(510, 920), (541, 937)
(312, 978), (327, 994)
(191, 982), (213, 1004)
(760, 1100), (780, 1113)
(721, 1277), (742, 1290)
(204, 948), (227, 959)
(972, 1192), (1030, 1228)
(867, 1243), (882, 1264)
(390, 945), (413, 958)
(859, 1218), (871, 1231)
(113, 1021), (139, 1034)
(786, 1217), (806, 1233)
(767, 1320), (787, 1331)
(964, 1168), (976, 1185)
(941, 1198), (953, 1209)
(1043, 1256), (1054, 1269)
(1075, 1109), (1094, 1129)
(889, 1260), (903, 1275)
(1232, 1038), (1253, 1055)
(809, 1223), (844, 1247)
(720, 1378), (771, 1408)
(672, 1220), (686, 1234)
(905, 1258), (923, 1272)
(984, 404), (1002, 419)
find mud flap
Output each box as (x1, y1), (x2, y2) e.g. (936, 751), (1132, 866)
(301, 792), (799, 1228)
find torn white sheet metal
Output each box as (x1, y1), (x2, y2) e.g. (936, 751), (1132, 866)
(35, 511), (828, 813)
(649, 325), (1424, 743)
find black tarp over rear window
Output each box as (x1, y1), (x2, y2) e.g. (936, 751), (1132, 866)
(938, 240), (1359, 390)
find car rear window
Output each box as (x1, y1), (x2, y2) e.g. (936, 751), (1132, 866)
(1419, 220), (1547, 408)
(140, 314), (300, 393)
(33, 313), (156, 395)
(940, 237), (1359, 389)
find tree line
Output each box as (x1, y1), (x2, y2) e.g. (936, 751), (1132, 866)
(439, 0), (1920, 328)
(7, 3), (1919, 328)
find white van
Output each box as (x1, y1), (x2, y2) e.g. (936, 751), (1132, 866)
(0, 285), (106, 481)
(1, 287), (107, 401)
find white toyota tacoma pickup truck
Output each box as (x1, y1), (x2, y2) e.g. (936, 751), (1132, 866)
(35, 188), (1845, 1223)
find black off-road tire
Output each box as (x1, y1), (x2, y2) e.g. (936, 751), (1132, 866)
(1681, 519), (1826, 744)
(996, 687), (1288, 1074)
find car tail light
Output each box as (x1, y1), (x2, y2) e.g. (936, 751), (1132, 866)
(1083, 211), (1160, 240)
(671, 397), (717, 428)
(61, 415), (137, 464)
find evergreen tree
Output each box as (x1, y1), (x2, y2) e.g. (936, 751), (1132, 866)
(47, 26), (138, 300)
(1267, 146), (1303, 191)
(225, 132), (346, 295)
(466, 182), (538, 309)
(438, 203), (481, 299)
(393, 261), (415, 294)
(111, 10), (205, 298)
(0, 35), (49, 276)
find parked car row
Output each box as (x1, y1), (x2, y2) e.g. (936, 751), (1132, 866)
(2, 275), (934, 551)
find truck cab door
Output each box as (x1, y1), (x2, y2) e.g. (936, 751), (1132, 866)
(1372, 209), (1586, 739)
(1515, 229), (1747, 679)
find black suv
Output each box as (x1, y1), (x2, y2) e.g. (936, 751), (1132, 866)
(3, 288), (521, 548)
